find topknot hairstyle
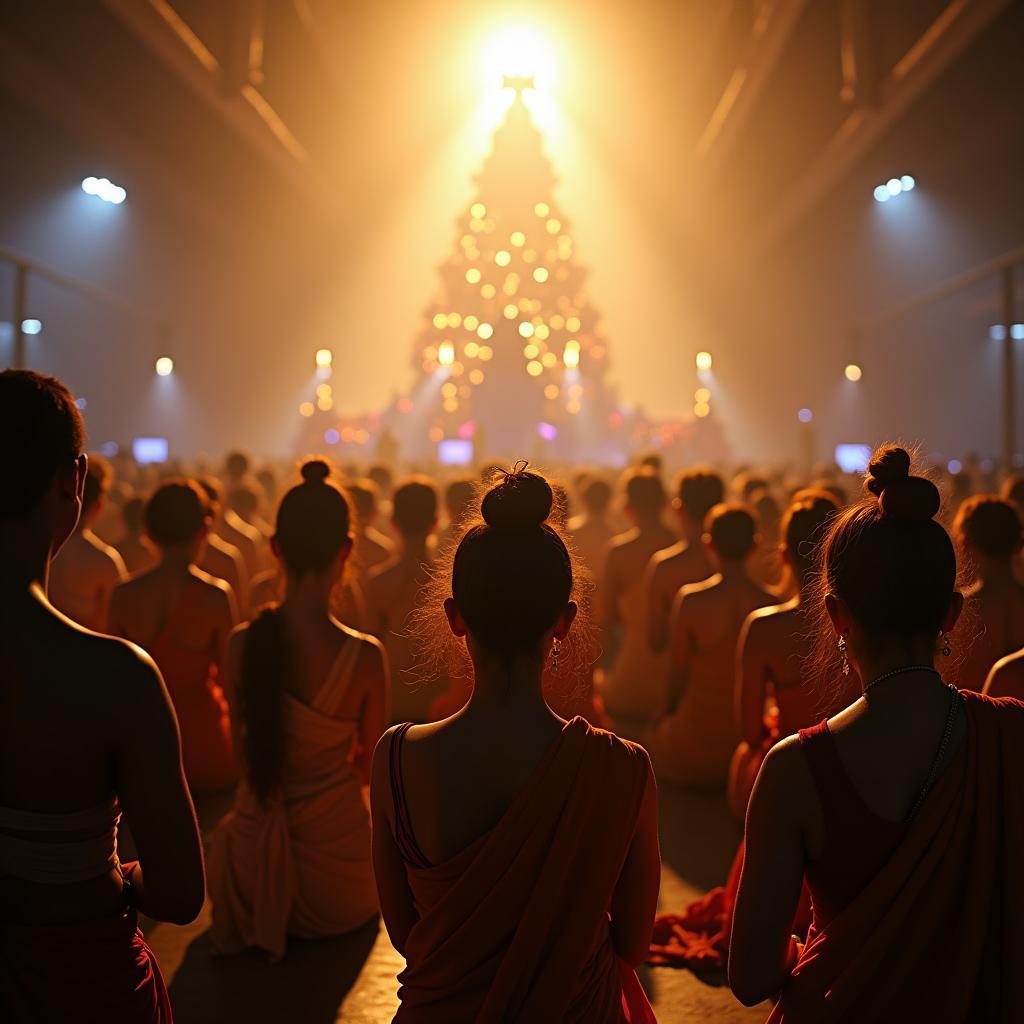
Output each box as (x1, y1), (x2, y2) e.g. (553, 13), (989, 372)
(274, 458), (351, 575)
(865, 446), (941, 520)
(0, 370), (84, 520)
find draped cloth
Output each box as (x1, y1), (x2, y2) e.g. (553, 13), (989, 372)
(393, 718), (657, 1023)
(769, 691), (1024, 1023)
(209, 639), (378, 960)
(0, 908), (171, 1023)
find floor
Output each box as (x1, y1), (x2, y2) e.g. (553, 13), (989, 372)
(145, 784), (767, 1023)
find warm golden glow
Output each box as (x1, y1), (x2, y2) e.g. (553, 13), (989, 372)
(563, 344), (580, 368)
(439, 341), (456, 366)
(534, 323), (550, 340)
(470, 202), (486, 218)
(534, 202), (549, 217)
(464, 314), (479, 331)
(544, 383), (559, 400)
(696, 351), (713, 371)
(476, 323), (494, 340)
(465, 268), (481, 284)
(518, 321), (535, 338)
(447, 312), (462, 328)
(566, 400), (581, 414)
(478, 345), (493, 360)
(526, 360), (543, 376)
(317, 395), (333, 411)
(464, 341), (480, 357)
(444, 398), (459, 412)
(503, 303), (519, 319)
(510, 231), (526, 247)
(523, 343), (539, 358)
(316, 383), (332, 399)
(495, 250), (511, 267)
(694, 402), (710, 418)
(432, 313), (447, 329)
(541, 351), (557, 367)
(565, 315), (581, 332)
(695, 387), (711, 403)
(442, 381), (458, 398)
(469, 368), (484, 385)
(545, 218), (561, 234)
(533, 267), (549, 283)
(480, 284), (496, 299)
(315, 348), (332, 369)
(844, 363), (863, 382)
(429, 426), (444, 443)
(299, 401), (314, 417)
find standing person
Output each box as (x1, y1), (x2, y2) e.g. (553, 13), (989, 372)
(0, 370), (203, 1021)
(647, 504), (776, 788)
(370, 466), (659, 1022)
(952, 495), (1024, 690)
(598, 468), (676, 727)
(108, 481), (238, 795)
(48, 454), (126, 630)
(645, 468), (723, 654)
(210, 460), (386, 960)
(729, 447), (1024, 1019)
(115, 495), (158, 576)
(366, 477), (440, 723)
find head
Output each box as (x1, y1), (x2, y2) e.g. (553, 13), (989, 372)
(121, 495), (147, 536)
(444, 476), (477, 526)
(623, 467), (666, 526)
(145, 480), (212, 559)
(703, 502), (758, 565)
(272, 459), (353, 585)
(814, 445), (962, 680)
(733, 471), (769, 503)
(392, 477), (438, 541)
(367, 463), (393, 498)
(780, 488), (840, 585)
(434, 467), (588, 679)
(256, 466), (278, 506)
(638, 452), (663, 475)
(197, 476), (223, 519)
(674, 467), (724, 530)
(224, 450), (250, 484)
(581, 476), (612, 517)
(0, 369), (86, 564)
(346, 478), (380, 531)
(953, 495), (1023, 567)
(1001, 473), (1024, 513)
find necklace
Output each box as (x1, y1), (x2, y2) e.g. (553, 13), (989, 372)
(905, 684), (961, 823)
(863, 665), (939, 694)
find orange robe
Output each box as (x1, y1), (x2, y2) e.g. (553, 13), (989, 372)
(145, 589), (237, 794)
(770, 691), (1024, 1022)
(209, 639), (378, 960)
(391, 718), (657, 1022)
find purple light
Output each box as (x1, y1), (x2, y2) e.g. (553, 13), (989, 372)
(537, 421), (558, 441)
(324, 428), (340, 444)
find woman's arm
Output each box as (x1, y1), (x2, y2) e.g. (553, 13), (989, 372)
(736, 613), (770, 748)
(111, 644), (205, 924)
(728, 737), (809, 1006)
(369, 728), (419, 957)
(609, 752), (661, 966)
(355, 639), (389, 786)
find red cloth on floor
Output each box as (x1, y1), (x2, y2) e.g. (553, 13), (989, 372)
(769, 691), (1024, 1022)
(0, 907), (172, 1023)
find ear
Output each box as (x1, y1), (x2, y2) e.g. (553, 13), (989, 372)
(64, 453), (87, 502)
(824, 592), (849, 636)
(942, 591), (964, 634)
(443, 597), (467, 638)
(553, 600), (578, 641)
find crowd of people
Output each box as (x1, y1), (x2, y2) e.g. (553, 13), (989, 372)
(2, 367), (1024, 1022)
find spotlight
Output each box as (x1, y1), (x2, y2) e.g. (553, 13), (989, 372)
(874, 175), (915, 202)
(695, 351), (713, 371)
(21, 318), (42, 335)
(315, 348), (333, 368)
(798, 408), (813, 423)
(844, 363), (862, 382)
(155, 356), (174, 376)
(438, 341), (455, 366)
(82, 176), (127, 204)
(886, 178), (902, 196)
(873, 185), (891, 203)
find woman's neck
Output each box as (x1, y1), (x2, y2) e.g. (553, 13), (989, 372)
(974, 558), (1018, 588)
(465, 652), (549, 717)
(281, 574), (333, 623)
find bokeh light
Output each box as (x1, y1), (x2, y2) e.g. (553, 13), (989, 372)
(844, 363), (863, 382)
(155, 356), (174, 376)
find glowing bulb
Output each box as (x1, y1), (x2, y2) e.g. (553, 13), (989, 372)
(844, 363), (862, 382)
(154, 356), (174, 376)
(299, 401), (314, 417)
(798, 408), (813, 423)
(694, 402), (710, 418)
(695, 351), (712, 371)
(481, 25), (555, 83)
(495, 250), (511, 267)
(470, 202), (486, 218)
(873, 185), (890, 203)
(476, 323), (494, 340)
(21, 319), (42, 335)
(519, 321), (535, 338)
(465, 268), (481, 284)
(526, 360), (543, 376)
(439, 341), (455, 366)
(695, 387), (711, 403)
(563, 343), (580, 369)
(432, 313), (447, 329)
(900, 175), (915, 191)
(534, 202), (549, 217)
(533, 267), (549, 283)
(886, 177), (902, 196)
(315, 348), (332, 368)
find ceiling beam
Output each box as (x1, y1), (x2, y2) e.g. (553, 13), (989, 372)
(101, 0), (342, 214)
(748, 0), (1011, 256)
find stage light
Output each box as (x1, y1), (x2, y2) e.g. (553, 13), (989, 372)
(533, 267), (549, 283)
(82, 176), (126, 204)
(535, 202), (549, 217)
(886, 178), (902, 196)
(989, 324), (1024, 340)
(470, 202), (486, 218)
(695, 387), (711, 403)
(438, 341), (455, 366)
(873, 185), (890, 203)
(299, 402), (314, 417)
(874, 175), (915, 202)
(324, 429), (340, 444)
(21, 318), (42, 335)
(466, 268), (481, 284)
(947, 459), (963, 474)
(844, 363), (862, 382)
(695, 351), (712, 371)
(798, 408), (813, 423)
(527, 360), (543, 376)
(477, 323), (494, 340)
(155, 356), (174, 376)
(315, 348), (333, 368)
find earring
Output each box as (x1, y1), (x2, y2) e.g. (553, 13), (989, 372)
(837, 636), (850, 676)
(550, 638), (561, 675)
(941, 632), (952, 657)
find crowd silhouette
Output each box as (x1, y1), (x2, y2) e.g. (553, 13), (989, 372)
(2, 367), (1023, 1022)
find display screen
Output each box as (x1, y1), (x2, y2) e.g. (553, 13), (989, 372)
(835, 443), (872, 474)
(438, 439), (474, 466)
(133, 437), (169, 464)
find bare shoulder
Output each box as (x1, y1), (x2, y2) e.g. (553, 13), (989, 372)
(745, 597), (799, 635)
(678, 574), (720, 604)
(753, 734), (814, 809)
(608, 528), (639, 554)
(984, 649), (1024, 698)
(72, 630), (166, 707)
(191, 565), (233, 603)
(339, 622), (387, 667)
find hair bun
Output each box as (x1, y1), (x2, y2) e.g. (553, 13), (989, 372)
(480, 466), (552, 530)
(300, 459), (331, 485)
(866, 446), (911, 496)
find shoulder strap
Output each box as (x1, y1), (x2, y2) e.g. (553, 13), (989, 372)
(388, 724), (432, 869)
(312, 637), (363, 717)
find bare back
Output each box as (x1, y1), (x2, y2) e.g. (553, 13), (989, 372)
(48, 530), (125, 631)
(958, 581), (1024, 691)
